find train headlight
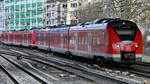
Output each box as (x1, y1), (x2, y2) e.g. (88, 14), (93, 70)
(135, 44), (139, 48)
(116, 44), (120, 48)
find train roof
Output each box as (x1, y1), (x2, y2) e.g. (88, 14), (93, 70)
(2, 18), (138, 33)
(70, 23), (108, 31)
(47, 23), (108, 32)
(50, 27), (69, 32)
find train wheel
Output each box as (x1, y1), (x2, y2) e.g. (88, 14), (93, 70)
(96, 57), (106, 67)
(47, 48), (51, 52)
(65, 51), (72, 57)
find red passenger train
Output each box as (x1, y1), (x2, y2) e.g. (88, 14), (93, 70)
(1, 18), (143, 66)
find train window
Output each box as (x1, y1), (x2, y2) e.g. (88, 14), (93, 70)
(54, 37), (56, 43)
(115, 28), (136, 41)
(63, 37), (65, 43)
(63, 36), (68, 44)
(109, 20), (137, 41)
(81, 37), (84, 45)
(102, 31), (105, 38)
(70, 37), (74, 45)
(93, 37), (96, 46)
(85, 37), (87, 45)
(66, 37), (68, 44)
(78, 37), (80, 45)
(56, 37), (58, 43)
(97, 37), (100, 45)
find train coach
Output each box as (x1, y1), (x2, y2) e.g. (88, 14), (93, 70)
(1, 18), (143, 66)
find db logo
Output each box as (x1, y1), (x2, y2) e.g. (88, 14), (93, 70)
(126, 47), (131, 51)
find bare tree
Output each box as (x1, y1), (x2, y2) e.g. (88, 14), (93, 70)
(111, 0), (150, 27)
(78, 1), (104, 23)
(77, 0), (150, 27)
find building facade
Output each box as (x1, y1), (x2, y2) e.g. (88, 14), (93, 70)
(0, 0), (4, 33)
(66, 0), (104, 25)
(4, 0), (44, 30)
(66, 0), (80, 25)
(44, 0), (67, 27)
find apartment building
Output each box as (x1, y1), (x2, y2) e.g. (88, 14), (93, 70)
(66, 0), (80, 25)
(44, 0), (67, 27)
(4, 0), (44, 30)
(0, 0), (4, 33)
(66, 0), (104, 25)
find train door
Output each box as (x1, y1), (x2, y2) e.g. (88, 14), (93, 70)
(29, 32), (32, 44)
(48, 32), (51, 47)
(16, 32), (19, 43)
(40, 32), (43, 46)
(8, 32), (9, 43)
(9, 32), (12, 43)
(19, 32), (22, 43)
(69, 32), (75, 50)
(37, 31), (40, 45)
(45, 32), (48, 46)
(63, 32), (69, 50)
(53, 33), (60, 48)
(22, 32), (24, 44)
(91, 30), (104, 54)
(12, 33), (14, 43)
(45, 32), (50, 49)
(77, 31), (88, 52)
(26, 32), (28, 44)
(18, 32), (20, 43)
(1, 32), (4, 42)
(24, 32), (27, 44)
(35, 31), (38, 45)
(57, 33), (61, 48)
(14, 33), (16, 43)
(43, 32), (46, 46)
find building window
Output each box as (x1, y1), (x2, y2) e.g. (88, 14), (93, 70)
(94, 2), (100, 7)
(27, 23), (30, 25)
(63, 4), (67, 8)
(47, 13), (51, 17)
(71, 3), (77, 8)
(47, 5), (51, 9)
(21, 23), (25, 25)
(71, 20), (77, 24)
(52, 13), (54, 17)
(21, 15), (25, 18)
(71, 11), (77, 16)
(52, 4), (55, 7)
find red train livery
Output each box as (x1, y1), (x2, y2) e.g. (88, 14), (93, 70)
(1, 19), (143, 66)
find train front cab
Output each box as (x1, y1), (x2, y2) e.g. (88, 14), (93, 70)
(108, 20), (143, 64)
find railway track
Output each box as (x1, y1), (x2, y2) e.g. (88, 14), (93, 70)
(0, 54), (49, 84)
(1, 53), (127, 84)
(137, 62), (150, 67)
(0, 63), (19, 84)
(129, 63), (150, 78)
(0, 45), (149, 84)
(3, 47), (147, 84)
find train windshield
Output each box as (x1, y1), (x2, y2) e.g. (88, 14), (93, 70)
(115, 28), (136, 41)
(109, 20), (137, 41)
